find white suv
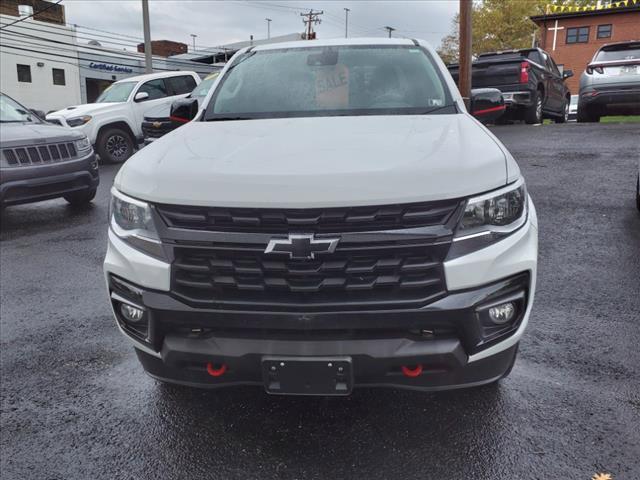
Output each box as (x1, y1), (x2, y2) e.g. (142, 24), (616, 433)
(47, 71), (200, 163)
(104, 39), (538, 395)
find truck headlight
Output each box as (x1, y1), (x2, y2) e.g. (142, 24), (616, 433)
(67, 115), (92, 127)
(450, 178), (528, 257)
(109, 188), (164, 259)
(74, 136), (92, 154)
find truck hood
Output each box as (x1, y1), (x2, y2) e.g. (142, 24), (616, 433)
(47, 102), (121, 119)
(0, 122), (82, 147)
(116, 114), (517, 208)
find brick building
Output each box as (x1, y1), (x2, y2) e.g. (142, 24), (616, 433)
(531, 2), (640, 92)
(0, 0), (65, 24)
(137, 40), (188, 58)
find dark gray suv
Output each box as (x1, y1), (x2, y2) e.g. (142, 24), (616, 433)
(1, 93), (99, 208)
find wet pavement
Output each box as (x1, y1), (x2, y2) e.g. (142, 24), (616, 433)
(1, 123), (639, 480)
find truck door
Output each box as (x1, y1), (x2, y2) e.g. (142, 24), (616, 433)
(542, 52), (564, 112)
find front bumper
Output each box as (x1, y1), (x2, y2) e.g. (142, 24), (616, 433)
(104, 201), (537, 393)
(0, 152), (99, 206)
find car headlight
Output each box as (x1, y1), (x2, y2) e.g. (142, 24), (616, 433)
(109, 188), (165, 259)
(74, 136), (92, 154)
(449, 178), (528, 258)
(67, 115), (92, 127)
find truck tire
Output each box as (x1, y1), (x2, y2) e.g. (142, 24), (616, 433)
(577, 106), (600, 123)
(524, 89), (543, 124)
(97, 127), (134, 164)
(555, 97), (570, 123)
(64, 188), (97, 206)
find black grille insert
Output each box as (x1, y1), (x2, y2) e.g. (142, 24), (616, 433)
(171, 241), (450, 311)
(1, 142), (78, 166)
(158, 199), (461, 234)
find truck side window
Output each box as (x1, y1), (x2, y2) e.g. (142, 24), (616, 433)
(167, 75), (197, 96)
(138, 79), (168, 100)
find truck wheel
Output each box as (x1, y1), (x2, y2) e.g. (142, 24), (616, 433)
(524, 90), (543, 124)
(97, 128), (134, 164)
(64, 188), (97, 206)
(556, 98), (570, 123)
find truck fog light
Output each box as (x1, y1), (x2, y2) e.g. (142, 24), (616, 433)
(120, 303), (144, 323)
(488, 302), (515, 324)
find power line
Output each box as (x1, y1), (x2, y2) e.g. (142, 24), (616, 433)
(0, 29), (216, 70)
(0, 0), (63, 30)
(300, 10), (323, 40)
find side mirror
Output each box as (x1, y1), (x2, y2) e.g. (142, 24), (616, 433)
(170, 98), (198, 124)
(470, 88), (505, 124)
(562, 69), (574, 79)
(30, 109), (46, 120)
(134, 91), (150, 102)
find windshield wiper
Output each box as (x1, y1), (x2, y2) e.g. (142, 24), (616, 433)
(207, 116), (254, 122)
(419, 104), (458, 115)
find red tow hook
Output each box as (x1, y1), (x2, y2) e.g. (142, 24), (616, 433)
(206, 362), (227, 377)
(401, 364), (423, 378)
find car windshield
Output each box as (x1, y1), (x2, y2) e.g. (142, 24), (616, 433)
(191, 73), (219, 101)
(96, 81), (136, 103)
(0, 94), (36, 123)
(205, 45), (453, 120)
(595, 46), (640, 62)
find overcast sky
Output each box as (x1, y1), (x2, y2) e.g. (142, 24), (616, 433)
(62, 0), (459, 52)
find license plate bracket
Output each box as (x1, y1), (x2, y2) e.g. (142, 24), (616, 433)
(262, 357), (353, 395)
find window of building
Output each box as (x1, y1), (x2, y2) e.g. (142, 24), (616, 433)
(597, 24), (612, 39)
(17, 64), (32, 83)
(166, 75), (197, 95)
(137, 78), (168, 100)
(52, 68), (66, 86)
(566, 27), (589, 44)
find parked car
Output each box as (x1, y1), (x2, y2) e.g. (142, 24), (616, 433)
(448, 48), (572, 124)
(568, 95), (579, 121)
(0, 93), (99, 208)
(141, 72), (220, 144)
(104, 38), (538, 396)
(46, 71), (200, 163)
(578, 41), (640, 123)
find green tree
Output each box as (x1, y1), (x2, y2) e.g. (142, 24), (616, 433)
(437, 0), (596, 64)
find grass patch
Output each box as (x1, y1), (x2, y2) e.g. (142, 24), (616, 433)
(600, 115), (640, 123)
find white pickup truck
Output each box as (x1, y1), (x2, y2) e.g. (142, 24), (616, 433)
(46, 71), (200, 163)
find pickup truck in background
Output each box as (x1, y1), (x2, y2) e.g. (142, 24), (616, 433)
(46, 71), (200, 163)
(448, 48), (573, 124)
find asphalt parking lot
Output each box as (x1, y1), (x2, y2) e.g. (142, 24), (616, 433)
(1, 122), (639, 480)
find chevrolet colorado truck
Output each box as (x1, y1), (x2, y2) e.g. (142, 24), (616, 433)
(46, 71), (200, 163)
(104, 38), (538, 395)
(448, 48), (572, 124)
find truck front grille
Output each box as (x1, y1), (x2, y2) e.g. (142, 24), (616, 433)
(142, 120), (173, 139)
(157, 199), (460, 234)
(171, 240), (450, 311)
(2, 142), (78, 167)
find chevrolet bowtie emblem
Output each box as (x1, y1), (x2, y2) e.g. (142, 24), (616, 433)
(265, 234), (339, 260)
(152, 121), (162, 128)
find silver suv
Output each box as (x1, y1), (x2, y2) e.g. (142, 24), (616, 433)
(577, 41), (640, 122)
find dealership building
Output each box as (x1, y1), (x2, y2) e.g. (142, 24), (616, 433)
(0, 2), (215, 111)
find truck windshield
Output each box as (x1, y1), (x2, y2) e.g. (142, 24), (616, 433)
(0, 94), (36, 123)
(205, 45), (454, 120)
(96, 82), (136, 103)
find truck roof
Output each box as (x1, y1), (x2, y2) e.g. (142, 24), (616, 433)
(115, 70), (198, 84)
(249, 37), (425, 52)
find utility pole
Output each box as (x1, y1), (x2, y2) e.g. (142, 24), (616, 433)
(344, 8), (350, 38)
(300, 10), (323, 40)
(265, 18), (272, 39)
(141, 0), (152, 73)
(190, 33), (197, 52)
(384, 26), (395, 38)
(459, 0), (472, 109)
